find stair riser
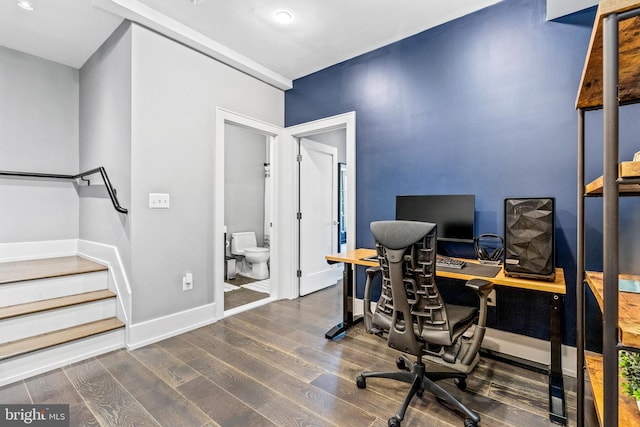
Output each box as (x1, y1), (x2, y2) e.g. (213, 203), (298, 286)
(0, 328), (125, 387)
(0, 299), (116, 343)
(0, 271), (108, 307)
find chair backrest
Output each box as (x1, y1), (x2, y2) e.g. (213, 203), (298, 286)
(370, 220), (453, 356)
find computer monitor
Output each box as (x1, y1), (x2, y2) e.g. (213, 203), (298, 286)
(395, 194), (475, 243)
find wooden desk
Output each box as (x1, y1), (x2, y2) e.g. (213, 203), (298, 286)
(325, 248), (568, 425)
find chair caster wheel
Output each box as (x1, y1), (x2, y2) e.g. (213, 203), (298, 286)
(464, 418), (477, 427)
(396, 357), (407, 370)
(388, 416), (401, 427)
(356, 375), (366, 389)
(455, 378), (467, 391)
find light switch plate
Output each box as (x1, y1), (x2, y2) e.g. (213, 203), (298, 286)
(149, 193), (170, 209)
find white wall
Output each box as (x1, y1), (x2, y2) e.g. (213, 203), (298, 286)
(79, 22), (132, 274)
(547, 0), (596, 20)
(129, 24), (283, 323)
(307, 129), (347, 164)
(0, 47), (79, 243)
(224, 124), (268, 247)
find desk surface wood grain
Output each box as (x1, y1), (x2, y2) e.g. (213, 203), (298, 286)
(325, 249), (566, 295)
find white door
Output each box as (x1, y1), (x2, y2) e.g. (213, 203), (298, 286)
(299, 138), (340, 296)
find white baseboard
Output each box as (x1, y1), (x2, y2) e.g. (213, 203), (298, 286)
(127, 302), (218, 349)
(224, 296), (275, 318)
(78, 240), (132, 325)
(0, 239), (78, 262)
(483, 328), (577, 378)
(353, 298), (577, 378)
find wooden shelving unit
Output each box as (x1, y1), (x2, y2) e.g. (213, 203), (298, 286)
(585, 352), (640, 426)
(585, 272), (640, 348)
(576, 1), (640, 426)
(576, 1), (640, 109)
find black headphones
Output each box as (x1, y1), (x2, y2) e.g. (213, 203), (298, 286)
(474, 233), (504, 262)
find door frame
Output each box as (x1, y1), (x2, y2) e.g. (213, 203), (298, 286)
(214, 109), (356, 318)
(284, 112), (356, 299)
(214, 108), (283, 320)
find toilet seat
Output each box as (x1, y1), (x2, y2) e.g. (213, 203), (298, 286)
(245, 247), (268, 253)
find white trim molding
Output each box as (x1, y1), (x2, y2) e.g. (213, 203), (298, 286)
(127, 302), (217, 349)
(93, 0), (292, 90)
(547, 0), (597, 20)
(77, 240), (132, 327)
(483, 328), (577, 378)
(0, 239), (78, 262)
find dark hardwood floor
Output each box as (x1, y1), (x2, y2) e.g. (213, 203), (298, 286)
(224, 287), (269, 311)
(0, 284), (579, 426)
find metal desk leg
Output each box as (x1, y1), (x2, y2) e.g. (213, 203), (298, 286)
(549, 293), (567, 425)
(325, 262), (361, 339)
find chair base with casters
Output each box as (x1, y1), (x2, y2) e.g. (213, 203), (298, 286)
(356, 353), (478, 427)
(357, 221), (494, 427)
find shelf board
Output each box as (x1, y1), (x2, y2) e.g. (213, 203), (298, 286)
(586, 271), (640, 348)
(585, 352), (640, 426)
(576, 0), (640, 109)
(620, 161), (640, 178)
(584, 161), (640, 195)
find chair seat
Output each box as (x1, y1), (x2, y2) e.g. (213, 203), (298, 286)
(418, 304), (477, 346)
(446, 304), (478, 330)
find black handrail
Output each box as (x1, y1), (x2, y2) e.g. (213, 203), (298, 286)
(0, 166), (128, 214)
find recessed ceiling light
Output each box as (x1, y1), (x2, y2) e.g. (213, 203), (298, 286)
(274, 10), (293, 25)
(17, 0), (34, 11)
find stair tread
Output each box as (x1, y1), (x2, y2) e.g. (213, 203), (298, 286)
(0, 256), (107, 285)
(0, 289), (116, 319)
(0, 317), (124, 360)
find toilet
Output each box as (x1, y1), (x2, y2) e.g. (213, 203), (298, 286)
(230, 231), (270, 280)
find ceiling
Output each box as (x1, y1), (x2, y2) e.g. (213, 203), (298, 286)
(0, 0), (502, 83)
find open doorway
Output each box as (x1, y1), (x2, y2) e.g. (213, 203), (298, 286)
(223, 123), (273, 311)
(285, 112), (356, 299)
(214, 109), (282, 320)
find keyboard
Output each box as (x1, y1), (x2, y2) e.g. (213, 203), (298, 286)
(436, 255), (466, 269)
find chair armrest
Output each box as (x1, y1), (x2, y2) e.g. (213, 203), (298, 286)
(366, 266), (382, 276)
(363, 266), (382, 301)
(363, 266), (382, 333)
(459, 278), (493, 365)
(465, 278), (493, 296)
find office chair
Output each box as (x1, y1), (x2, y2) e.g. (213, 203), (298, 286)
(357, 220), (493, 427)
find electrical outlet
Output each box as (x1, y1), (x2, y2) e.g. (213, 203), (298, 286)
(182, 273), (193, 291)
(487, 289), (497, 307)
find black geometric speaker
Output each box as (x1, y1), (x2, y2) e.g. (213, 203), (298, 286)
(504, 198), (555, 281)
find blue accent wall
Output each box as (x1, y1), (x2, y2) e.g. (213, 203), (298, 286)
(286, 0), (639, 348)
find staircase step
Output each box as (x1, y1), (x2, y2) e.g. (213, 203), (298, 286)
(0, 317), (124, 361)
(0, 256), (107, 285)
(1, 297), (116, 343)
(0, 271), (109, 308)
(0, 290), (116, 320)
(0, 327), (125, 387)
